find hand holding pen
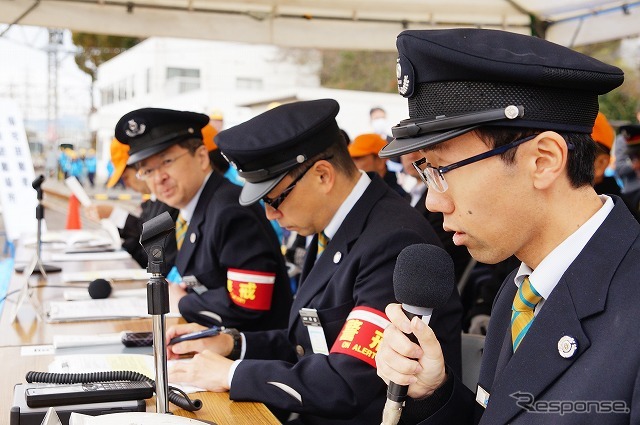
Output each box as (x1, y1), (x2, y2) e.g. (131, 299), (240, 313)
(166, 322), (232, 360)
(169, 326), (221, 345)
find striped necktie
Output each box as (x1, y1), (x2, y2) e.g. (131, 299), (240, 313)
(317, 231), (329, 257)
(175, 214), (187, 250)
(511, 276), (543, 352)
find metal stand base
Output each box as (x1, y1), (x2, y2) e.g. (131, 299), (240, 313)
(10, 254), (45, 323)
(14, 263), (61, 274)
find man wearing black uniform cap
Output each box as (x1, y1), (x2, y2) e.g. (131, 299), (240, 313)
(166, 99), (463, 424)
(375, 29), (640, 424)
(114, 108), (292, 332)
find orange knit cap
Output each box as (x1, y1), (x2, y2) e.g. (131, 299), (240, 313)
(348, 133), (387, 157)
(106, 138), (130, 188)
(591, 112), (615, 152)
(201, 123), (218, 151)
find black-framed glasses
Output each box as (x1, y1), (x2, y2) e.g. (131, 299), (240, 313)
(412, 134), (538, 193)
(262, 156), (333, 210)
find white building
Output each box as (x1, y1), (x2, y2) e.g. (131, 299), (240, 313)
(92, 37), (409, 182)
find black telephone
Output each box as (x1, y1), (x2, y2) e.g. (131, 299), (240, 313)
(25, 381), (155, 407)
(24, 371), (202, 412)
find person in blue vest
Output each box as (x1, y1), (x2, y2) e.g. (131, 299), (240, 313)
(84, 148), (97, 188)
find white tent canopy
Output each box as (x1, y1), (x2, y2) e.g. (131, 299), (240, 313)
(2, 0), (640, 50)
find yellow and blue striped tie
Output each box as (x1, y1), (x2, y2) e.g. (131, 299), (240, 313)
(175, 214), (187, 250)
(317, 231), (329, 257)
(511, 277), (542, 352)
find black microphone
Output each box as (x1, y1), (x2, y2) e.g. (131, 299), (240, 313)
(32, 174), (45, 190)
(381, 243), (455, 425)
(88, 278), (112, 299)
(63, 279), (148, 300)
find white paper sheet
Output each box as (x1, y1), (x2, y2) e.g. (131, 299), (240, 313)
(51, 250), (131, 262)
(62, 268), (149, 283)
(49, 353), (205, 394)
(45, 298), (181, 322)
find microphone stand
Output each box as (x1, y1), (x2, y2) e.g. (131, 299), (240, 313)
(16, 175), (62, 276)
(140, 211), (174, 414)
(11, 175), (61, 323)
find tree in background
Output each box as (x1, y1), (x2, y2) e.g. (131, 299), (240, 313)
(576, 40), (640, 124)
(71, 33), (142, 112)
(321, 50), (397, 93)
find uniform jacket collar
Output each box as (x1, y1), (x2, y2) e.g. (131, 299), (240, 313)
(478, 196), (640, 424)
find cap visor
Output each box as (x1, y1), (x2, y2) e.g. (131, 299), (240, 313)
(239, 173), (287, 206)
(379, 126), (478, 158)
(126, 140), (176, 165)
(106, 163), (126, 188)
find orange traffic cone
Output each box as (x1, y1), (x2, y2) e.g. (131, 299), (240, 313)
(66, 194), (82, 230)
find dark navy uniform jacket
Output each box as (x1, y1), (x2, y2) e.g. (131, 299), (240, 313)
(176, 172), (292, 332)
(411, 196), (640, 425)
(229, 175), (463, 424)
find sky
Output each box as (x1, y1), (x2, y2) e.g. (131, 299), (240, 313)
(0, 25), (92, 131)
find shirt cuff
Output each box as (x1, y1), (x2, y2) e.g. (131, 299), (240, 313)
(109, 207), (131, 229)
(226, 333), (247, 387)
(228, 359), (242, 388)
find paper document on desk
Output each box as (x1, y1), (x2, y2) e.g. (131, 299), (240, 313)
(70, 412), (212, 424)
(49, 354), (205, 394)
(46, 298), (149, 321)
(53, 333), (124, 349)
(63, 287), (147, 301)
(51, 250), (131, 262)
(45, 298), (181, 322)
(62, 268), (149, 283)
(23, 229), (116, 251)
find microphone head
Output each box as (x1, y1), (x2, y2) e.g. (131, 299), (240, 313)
(88, 278), (112, 299)
(393, 244), (455, 309)
(32, 174), (45, 190)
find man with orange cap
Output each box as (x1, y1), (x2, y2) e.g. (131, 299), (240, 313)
(348, 133), (409, 200)
(87, 138), (179, 271)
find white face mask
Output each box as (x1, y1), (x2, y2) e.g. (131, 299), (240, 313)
(371, 118), (390, 138)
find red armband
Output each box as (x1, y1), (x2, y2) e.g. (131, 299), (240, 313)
(226, 268), (275, 311)
(330, 306), (390, 367)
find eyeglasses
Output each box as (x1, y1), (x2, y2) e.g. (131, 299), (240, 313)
(262, 165), (313, 210)
(136, 151), (190, 180)
(262, 156), (333, 210)
(412, 134), (538, 193)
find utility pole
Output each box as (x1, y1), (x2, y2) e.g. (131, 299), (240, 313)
(46, 29), (63, 147)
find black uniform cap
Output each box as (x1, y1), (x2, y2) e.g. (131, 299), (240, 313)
(620, 124), (640, 155)
(380, 28), (624, 158)
(215, 99), (341, 206)
(114, 108), (209, 165)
